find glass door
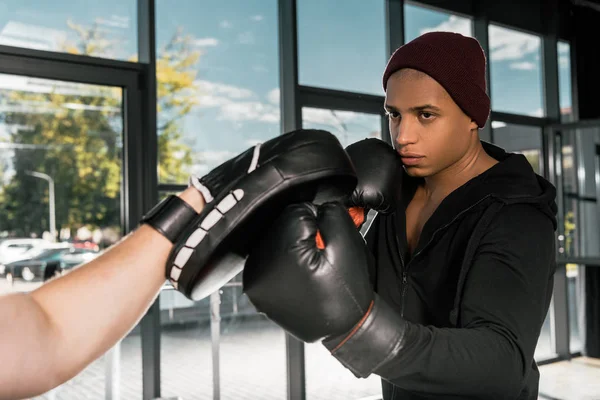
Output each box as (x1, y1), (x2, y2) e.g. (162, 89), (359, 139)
(0, 72), (143, 399)
(546, 121), (600, 360)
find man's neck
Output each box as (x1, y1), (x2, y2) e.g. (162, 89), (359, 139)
(422, 140), (498, 204)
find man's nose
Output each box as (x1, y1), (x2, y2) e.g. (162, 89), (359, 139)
(394, 119), (417, 147)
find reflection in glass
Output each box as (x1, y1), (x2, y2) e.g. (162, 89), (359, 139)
(404, 3), (473, 43)
(489, 25), (543, 117)
(302, 108), (382, 148)
(558, 41), (574, 122)
(156, 0), (281, 184)
(154, 2), (287, 393)
(559, 128), (600, 259)
(0, 75), (123, 286)
(535, 307), (556, 360)
(302, 109), (382, 399)
(491, 122), (543, 174)
(159, 274), (286, 399)
(567, 264), (583, 353)
(0, 75), (143, 397)
(0, 0), (137, 61)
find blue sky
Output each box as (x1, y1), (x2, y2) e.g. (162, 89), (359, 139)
(0, 0), (573, 180)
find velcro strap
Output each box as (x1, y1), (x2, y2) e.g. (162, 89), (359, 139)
(141, 195), (198, 243)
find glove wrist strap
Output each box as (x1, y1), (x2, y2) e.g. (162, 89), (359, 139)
(322, 294), (409, 378)
(140, 195), (198, 243)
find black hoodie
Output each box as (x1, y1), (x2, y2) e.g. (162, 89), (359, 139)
(363, 141), (558, 400)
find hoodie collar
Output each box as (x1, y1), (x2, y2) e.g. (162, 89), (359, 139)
(395, 141), (558, 256)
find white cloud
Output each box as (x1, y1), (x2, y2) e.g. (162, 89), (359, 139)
(218, 101), (279, 123)
(0, 74), (112, 98)
(489, 25), (540, 62)
(191, 150), (238, 175)
(419, 15), (473, 37)
(195, 93), (232, 108)
(220, 20), (233, 29)
(267, 88), (280, 105)
(196, 80), (254, 103)
(251, 15), (264, 22)
(245, 139), (264, 147)
(95, 15), (130, 29)
(510, 61), (537, 71)
(302, 108), (361, 132)
(0, 21), (68, 52)
(199, 150), (237, 163)
(193, 37), (219, 47)
(528, 108), (544, 117)
(63, 103), (121, 112)
(173, 150), (187, 161)
(259, 110), (280, 123)
(193, 81), (280, 124)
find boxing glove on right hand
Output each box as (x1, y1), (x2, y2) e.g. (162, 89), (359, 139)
(345, 138), (403, 215)
(314, 138), (403, 248)
(244, 201), (374, 343)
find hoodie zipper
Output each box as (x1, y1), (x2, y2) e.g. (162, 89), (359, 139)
(397, 244), (408, 317)
(398, 195), (493, 318)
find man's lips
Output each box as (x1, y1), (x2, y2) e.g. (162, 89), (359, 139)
(399, 153), (424, 166)
(399, 152), (423, 158)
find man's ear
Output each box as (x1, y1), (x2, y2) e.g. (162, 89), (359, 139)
(469, 119), (479, 132)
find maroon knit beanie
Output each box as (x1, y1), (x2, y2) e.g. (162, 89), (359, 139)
(382, 31), (490, 128)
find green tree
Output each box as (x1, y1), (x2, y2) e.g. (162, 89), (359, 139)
(155, 27), (198, 183)
(0, 22), (197, 241)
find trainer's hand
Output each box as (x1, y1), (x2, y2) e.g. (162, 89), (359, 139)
(243, 202), (374, 343)
(178, 186), (206, 212)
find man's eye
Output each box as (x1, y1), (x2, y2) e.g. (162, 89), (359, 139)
(420, 112), (434, 120)
(386, 111), (400, 119)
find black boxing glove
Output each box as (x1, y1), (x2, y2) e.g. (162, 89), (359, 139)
(243, 201), (410, 378)
(244, 202), (374, 343)
(344, 138), (403, 216)
(315, 139), (403, 248)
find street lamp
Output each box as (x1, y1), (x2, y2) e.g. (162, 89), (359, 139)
(25, 170), (56, 241)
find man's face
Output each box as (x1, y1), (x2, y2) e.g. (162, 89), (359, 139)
(384, 68), (478, 178)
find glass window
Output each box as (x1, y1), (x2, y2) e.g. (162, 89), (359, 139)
(155, 2), (287, 397)
(535, 308), (555, 360)
(489, 25), (543, 117)
(558, 128), (600, 259)
(158, 271), (287, 399)
(491, 122), (543, 174)
(306, 343), (382, 399)
(156, 0), (281, 185)
(302, 107), (382, 148)
(0, 0), (137, 61)
(558, 41), (574, 122)
(301, 109), (382, 399)
(297, 0), (387, 95)
(404, 3), (473, 43)
(567, 263), (583, 353)
(0, 74), (141, 397)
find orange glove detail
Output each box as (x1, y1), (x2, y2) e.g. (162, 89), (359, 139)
(316, 206), (365, 249)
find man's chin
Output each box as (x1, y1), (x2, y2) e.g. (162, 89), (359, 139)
(403, 165), (428, 178)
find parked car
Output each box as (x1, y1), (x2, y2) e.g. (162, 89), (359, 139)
(0, 245), (99, 283)
(0, 238), (53, 265)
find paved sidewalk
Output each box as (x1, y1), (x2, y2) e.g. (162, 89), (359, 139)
(34, 316), (382, 400)
(18, 284), (570, 400)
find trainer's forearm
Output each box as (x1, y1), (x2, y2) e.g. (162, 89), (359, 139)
(0, 188), (204, 399)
